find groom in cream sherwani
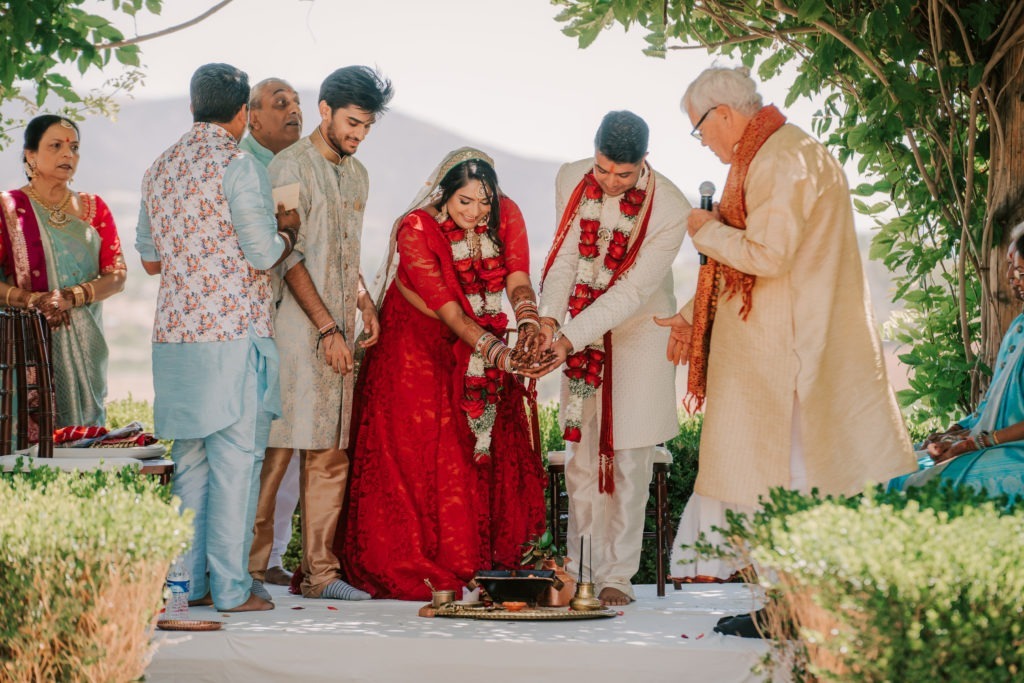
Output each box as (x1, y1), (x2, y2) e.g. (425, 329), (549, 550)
(529, 111), (690, 605)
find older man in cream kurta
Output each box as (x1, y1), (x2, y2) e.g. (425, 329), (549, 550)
(539, 146), (690, 604)
(664, 116), (917, 579)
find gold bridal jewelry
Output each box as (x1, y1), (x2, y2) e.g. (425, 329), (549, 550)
(26, 185), (73, 228)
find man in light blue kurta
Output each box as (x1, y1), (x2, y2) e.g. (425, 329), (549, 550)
(135, 64), (296, 612)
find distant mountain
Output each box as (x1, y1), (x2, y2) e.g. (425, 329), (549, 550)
(0, 96), (906, 403)
(0, 93), (563, 276)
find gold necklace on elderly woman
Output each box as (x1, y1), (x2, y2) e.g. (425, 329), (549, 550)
(25, 184), (74, 228)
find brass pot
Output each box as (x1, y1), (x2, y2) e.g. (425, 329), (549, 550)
(431, 590), (456, 608)
(569, 582), (604, 611)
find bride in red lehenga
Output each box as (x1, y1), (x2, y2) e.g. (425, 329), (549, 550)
(340, 148), (546, 600)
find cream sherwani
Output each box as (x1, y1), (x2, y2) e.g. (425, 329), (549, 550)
(540, 158), (690, 597)
(268, 137), (366, 451)
(265, 135), (369, 595)
(671, 123), (916, 577)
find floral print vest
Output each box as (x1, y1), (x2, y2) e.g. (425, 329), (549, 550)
(143, 123), (274, 343)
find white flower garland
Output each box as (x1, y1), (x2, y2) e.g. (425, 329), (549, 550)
(451, 226), (504, 460)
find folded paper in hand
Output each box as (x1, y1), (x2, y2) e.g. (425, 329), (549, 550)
(272, 183), (300, 212)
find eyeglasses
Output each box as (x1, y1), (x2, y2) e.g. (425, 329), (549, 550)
(690, 105), (719, 141)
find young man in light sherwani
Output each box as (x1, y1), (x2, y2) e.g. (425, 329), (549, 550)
(529, 111), (690, 606)
(267, 65), (392, 600)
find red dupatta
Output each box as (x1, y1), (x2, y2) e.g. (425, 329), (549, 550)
(0, 190), (51, 291)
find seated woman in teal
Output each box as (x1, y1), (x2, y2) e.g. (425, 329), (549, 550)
(890, 227), (1024, 499)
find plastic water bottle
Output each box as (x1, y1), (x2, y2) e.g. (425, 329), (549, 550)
(164, 556), (191, 620)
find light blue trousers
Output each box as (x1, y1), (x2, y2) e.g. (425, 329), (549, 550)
(171, 344), (272, 610)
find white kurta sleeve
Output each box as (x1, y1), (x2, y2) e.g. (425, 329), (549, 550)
(538, 162), (580, 325)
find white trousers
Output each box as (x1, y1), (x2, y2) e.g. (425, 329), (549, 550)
(671, 393), (808, 579)
(566, 396), (654, 599)
(269, 452), (300, 568)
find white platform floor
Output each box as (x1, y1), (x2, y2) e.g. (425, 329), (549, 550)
(146, 582), (772, 683)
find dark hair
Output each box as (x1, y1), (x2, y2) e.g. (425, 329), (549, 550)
(190, 63), (250, 124)
(436, 159), (502, 248)
(594, 110), (649, 164)
(318, 66), (394, 115)
(22, 115), (80, 176)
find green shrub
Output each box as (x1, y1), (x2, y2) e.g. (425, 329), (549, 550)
(701, 483), (1024, 681)
(0, 464), (193, 682)
(105, 394), (155, 431)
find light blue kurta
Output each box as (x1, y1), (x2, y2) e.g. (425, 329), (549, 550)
(239, 134), (275, 169)
(890, 313), (1024, 499)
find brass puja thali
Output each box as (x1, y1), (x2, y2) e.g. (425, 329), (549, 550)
(434, 602), (617, 621)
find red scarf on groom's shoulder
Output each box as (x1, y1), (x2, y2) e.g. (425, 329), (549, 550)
(542, 168), (656, 494)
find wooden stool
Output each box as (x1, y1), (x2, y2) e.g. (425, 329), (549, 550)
(0, 308), (55, 457)
(547, 446), (674, 596)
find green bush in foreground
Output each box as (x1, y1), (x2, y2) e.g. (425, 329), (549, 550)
(0, 464), (193, 682)
(701, 483), (1024, 681)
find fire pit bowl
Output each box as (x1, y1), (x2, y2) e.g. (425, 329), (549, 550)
(472, 570), (562, 605)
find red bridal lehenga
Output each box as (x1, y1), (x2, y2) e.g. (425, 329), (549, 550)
(340, 196), (546, 601)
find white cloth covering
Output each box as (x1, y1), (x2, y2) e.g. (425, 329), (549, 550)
(147, 582), (770, 683)
(672, 395), (809, 579)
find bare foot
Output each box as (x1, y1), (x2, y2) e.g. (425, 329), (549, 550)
(599, 587), (634, 606)
(220, 593), (274, 612)
(188, 593), (213, 607)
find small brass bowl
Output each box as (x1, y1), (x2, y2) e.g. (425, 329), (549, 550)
(431, 590), (456, 608)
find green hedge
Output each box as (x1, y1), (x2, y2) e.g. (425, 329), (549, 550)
(0, 464), (192, 682)
(699, 483), (1024, 681)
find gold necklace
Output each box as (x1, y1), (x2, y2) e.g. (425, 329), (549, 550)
(25, 185), (74, 228)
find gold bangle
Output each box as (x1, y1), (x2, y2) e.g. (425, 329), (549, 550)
(82, 281), (95, 304)
(4, 287), (15, 308)
(992, 430), (1001, 445)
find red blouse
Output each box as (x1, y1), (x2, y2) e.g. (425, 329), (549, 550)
(395, 196), (529, 311)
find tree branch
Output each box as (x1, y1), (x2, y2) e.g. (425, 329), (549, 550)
(98, 0), (236, 49)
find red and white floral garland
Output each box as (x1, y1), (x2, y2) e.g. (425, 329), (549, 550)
(561, 171), (648, 442)
(439, 215), (508, 462)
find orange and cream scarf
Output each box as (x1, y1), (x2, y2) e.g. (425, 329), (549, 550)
(685, 105), (787, 412)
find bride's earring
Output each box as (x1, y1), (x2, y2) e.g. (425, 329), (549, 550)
(436, 206), (448, 223)
(477, 214), (489, 227)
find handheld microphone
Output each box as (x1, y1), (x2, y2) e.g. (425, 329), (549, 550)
(698, 181), (715, 265)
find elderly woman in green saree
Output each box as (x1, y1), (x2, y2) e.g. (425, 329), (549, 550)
(0, 115), (127, 428)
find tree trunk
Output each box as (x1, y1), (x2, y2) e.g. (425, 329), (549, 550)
(982, 35), (1024, 397)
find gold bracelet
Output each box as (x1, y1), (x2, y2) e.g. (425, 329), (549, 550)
(992, 430), (1001, 445)
(4, 287), (15, 308)
(82, 281), (94, 304)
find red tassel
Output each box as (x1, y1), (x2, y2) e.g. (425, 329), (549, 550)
(681, 392), (705, 416)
